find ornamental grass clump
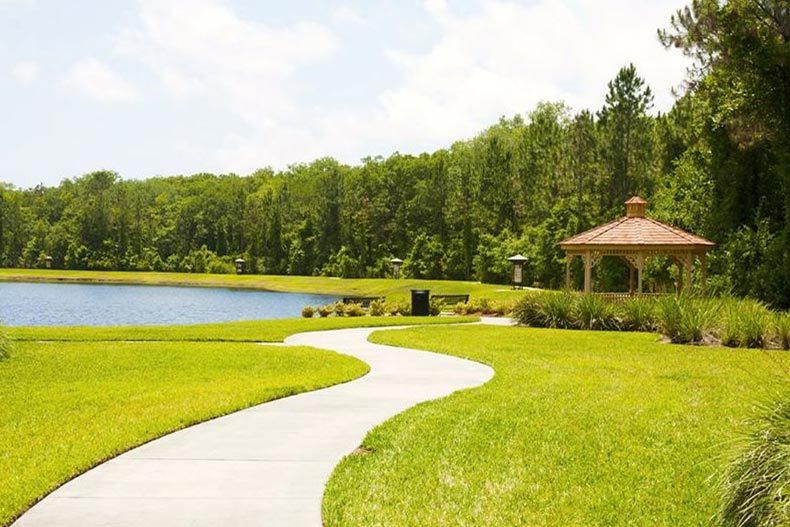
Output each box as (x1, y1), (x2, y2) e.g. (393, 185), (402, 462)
(317, 305), (333, 318)
(774, 313), (790, 351)
(720, 300), (772, 349)
(575, 294), (618, 331)
(512, 294), (544, 327)
(0, 324), (11, 361)
(719, 393), (790, 527)
(656, 295), (717, 344)
(301, 306), (315, 318)
(540, 292), (577, 329)
(618, 296), (657, 332)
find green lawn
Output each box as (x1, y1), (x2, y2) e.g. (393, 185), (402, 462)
(324, 325), (790, 526)
(0, 316), (473, 527)
(7, 316), (478, 343)
(0, 268), (525, 302)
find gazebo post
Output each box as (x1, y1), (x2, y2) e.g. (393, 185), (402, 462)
(637, 254), (644, 294)
(565, 255), (574, 291)
(629, 266), (635, 295)
(583, 251), (592, 294)
(684, 253), (693, 294)
(676, 259), (683, 293)
(701, 253), (708, 293)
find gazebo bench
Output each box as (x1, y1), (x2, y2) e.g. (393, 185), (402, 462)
(342, 296), (385, 308)
(430, 294), (470, 305)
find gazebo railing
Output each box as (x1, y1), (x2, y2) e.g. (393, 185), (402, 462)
(594, 292), (667, 302)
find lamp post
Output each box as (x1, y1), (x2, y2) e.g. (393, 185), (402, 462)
(508, 254), (528, 289)
(44, 255), (53, 269)
(390, 257), (403, 279)
(234, 258), (245, 275)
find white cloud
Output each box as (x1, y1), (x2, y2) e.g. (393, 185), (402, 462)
(102, 0), (689, 174)
(62, 58), (139, 103)
(11, 60), (40, 84)
(331, 6), (368, 26)
(372, 0), (690, 151)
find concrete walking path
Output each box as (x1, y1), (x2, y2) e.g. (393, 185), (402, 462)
(13, 324), (495, 527)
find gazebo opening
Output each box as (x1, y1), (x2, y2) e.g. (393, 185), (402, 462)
(559, 197), (715, 295)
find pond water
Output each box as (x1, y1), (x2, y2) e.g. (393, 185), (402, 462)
(0, 282), (339, 326)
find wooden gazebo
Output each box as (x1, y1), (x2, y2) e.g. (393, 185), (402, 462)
(559, 197), (715, 295)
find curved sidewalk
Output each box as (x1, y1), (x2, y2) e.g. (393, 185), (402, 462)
(13, 325), (494, 527)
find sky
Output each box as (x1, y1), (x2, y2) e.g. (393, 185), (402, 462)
(0, 0), (691, 189)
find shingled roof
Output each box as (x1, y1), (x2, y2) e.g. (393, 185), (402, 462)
(560, 197), (715, 249)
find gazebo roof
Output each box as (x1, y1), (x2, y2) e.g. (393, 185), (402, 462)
(560, 197), (715, 250)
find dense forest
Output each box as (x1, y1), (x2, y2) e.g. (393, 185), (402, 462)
(1, 0), (789, 307)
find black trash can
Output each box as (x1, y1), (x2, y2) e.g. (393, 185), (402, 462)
(411, 289), (430, 316)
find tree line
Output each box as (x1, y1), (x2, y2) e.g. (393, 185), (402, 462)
(1, 0), (788, 307)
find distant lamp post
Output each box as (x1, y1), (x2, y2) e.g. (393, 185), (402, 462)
(390, 258), (404, 279)
(44, 255), (53, 269)
(235, 258), (245, 275)
(508, 254), (528, 289)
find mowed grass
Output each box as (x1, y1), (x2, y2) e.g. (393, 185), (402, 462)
(0, 340), (365, 526)
(324, 325), (790, 526)
(0, 316), (475, 526)
(7, 316), (478, 342)
(0, 268), (525, 302)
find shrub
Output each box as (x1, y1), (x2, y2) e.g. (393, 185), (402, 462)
(774, 313), (790, 351)
(576, 294), (618, 331)
(333, 301), (347, 317)
(369, 299), (386, 317)
(656, 296), (683, 341)
(301, 306), (316, 318)
(512, 294), (544, 327)
(386, 300), (410, 316)
(317, 305), (333, 318)
(345, 303), (365, 317)
(429, 298), (445, 316)
(656, 296), (717, 344)
(719, 393), (790, 527)
(540, 292), (577, 329)
(619, 297), (657, 332)
(721, 300), (771, 349)
(0, 324), (11, 361)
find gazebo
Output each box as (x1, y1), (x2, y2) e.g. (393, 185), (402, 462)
(559, 197), (715, 295)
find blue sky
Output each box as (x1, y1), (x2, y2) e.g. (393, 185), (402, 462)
(1, 0), (690, 188)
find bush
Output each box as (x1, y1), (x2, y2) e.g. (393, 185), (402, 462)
(774, 313), (790, 351)
(317, 305), (333, 318)
(369, 299), (386, 317)
(576, 294), (618, 331)
(386, 300), (410, 316)
(655, 296), (718, 344)
(429, 298), (445, 316)
(540, 292), (577, 329)
(512, 294), (544, 327)
(619, 297), (657, 332)
(334, 302), (346, 317)
(721, 300), (771, 349)
(0, 324), (11, 361)
(345, 303), (365, 317)
(301, 306), (315, 318)
(719, 393), (790, 527)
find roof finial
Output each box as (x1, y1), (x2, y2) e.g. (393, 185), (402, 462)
(625, 196), (646, 218)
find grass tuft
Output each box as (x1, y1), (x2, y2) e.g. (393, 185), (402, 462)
(719, 392), (790, 527)
(0, 324), (11, 360)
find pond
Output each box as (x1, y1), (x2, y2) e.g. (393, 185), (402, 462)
(0, 282), (339, 326)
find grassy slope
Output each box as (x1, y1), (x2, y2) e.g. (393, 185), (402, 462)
(324, 325), (790, 527)
(0, 268), (524, 302)
(0, 316), (474, 526)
